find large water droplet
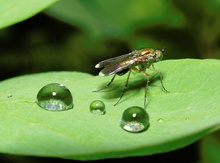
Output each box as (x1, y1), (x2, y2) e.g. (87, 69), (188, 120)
(90, 100), (106, 115)
(120, 106), (149, 132)
(36, 83), (73, 111)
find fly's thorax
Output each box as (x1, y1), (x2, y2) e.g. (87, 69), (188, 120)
(133, 48), (164, 64)
(140, 48), (154, 55)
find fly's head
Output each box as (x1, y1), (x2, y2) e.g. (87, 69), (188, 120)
(154, 49), (164, 62)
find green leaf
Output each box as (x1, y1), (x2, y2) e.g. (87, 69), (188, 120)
(0, 0), (57, 29)
(0, 59), (220, 160)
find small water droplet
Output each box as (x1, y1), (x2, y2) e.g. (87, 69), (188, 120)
(120, 106), (149, 133)
(36, 83), (73, 111)
(90, 100), (106, 115)
(185, 117), (190, 120)
(157, 118), (164, 122)
(7, 93), (13, 98)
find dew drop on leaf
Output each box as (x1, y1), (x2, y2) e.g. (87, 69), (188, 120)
(120, 106), (149, 133)
(157, 118), (164, 122)
(90, 100), (106, 115)
(36, 83), (73, 111)
(7, 93), (13, 98)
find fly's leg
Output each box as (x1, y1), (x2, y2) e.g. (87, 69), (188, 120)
(114, 69), (132, 106)
(132, 67), (149, 108)
(131, 67), (141, 73)
(143, 72), (150, 109)
(149, 64), (169, 92)
(93, 74), (117, 92)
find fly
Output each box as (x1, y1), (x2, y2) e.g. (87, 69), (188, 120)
(94, 48), (169, 107)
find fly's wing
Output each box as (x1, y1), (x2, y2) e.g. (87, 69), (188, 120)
(95, 50), (137, 68)
(98, 57), (137, 76)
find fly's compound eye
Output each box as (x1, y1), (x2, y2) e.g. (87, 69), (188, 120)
(155, 50), (163, 61)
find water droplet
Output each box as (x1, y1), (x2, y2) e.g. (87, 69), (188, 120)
(7, 93), (13, 98)
(120, 106), (149, 133)
(157, 118), (164, 122)
(90, 100), (106, 115)
(185, 117), (190, 120)
(36, 83), (73, 111)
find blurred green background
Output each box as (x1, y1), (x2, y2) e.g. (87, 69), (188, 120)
(0, 0), (220, 162)
(1, 0), (220, 81)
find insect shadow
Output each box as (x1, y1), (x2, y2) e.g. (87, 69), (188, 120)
(95, 74), (164, 107)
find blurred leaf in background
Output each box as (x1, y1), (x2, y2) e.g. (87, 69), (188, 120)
(0, 0), (57, 29)
(200, 130), (220, 163)
(45, 0), (181, 39)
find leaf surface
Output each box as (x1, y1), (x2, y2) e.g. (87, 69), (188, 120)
(0, 60), (220, 160)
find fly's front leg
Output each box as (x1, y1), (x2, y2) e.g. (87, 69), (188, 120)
(93, 74), (117, 92)
(149, 64), (169, 92)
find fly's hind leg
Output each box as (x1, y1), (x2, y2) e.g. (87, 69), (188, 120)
(131, 67), (149, 108)
(93, 74), (117, 92)
(143, 71), (150, 109)
(114, 69), (132, 106)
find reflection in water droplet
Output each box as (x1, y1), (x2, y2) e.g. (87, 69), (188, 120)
(120, 106), (149, 133)
(157, 118), (164, 122)
(36, 83), (73, 111)
(90, 100), (106, 115)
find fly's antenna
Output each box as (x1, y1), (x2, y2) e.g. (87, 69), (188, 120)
(161, 45), (165, 53)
